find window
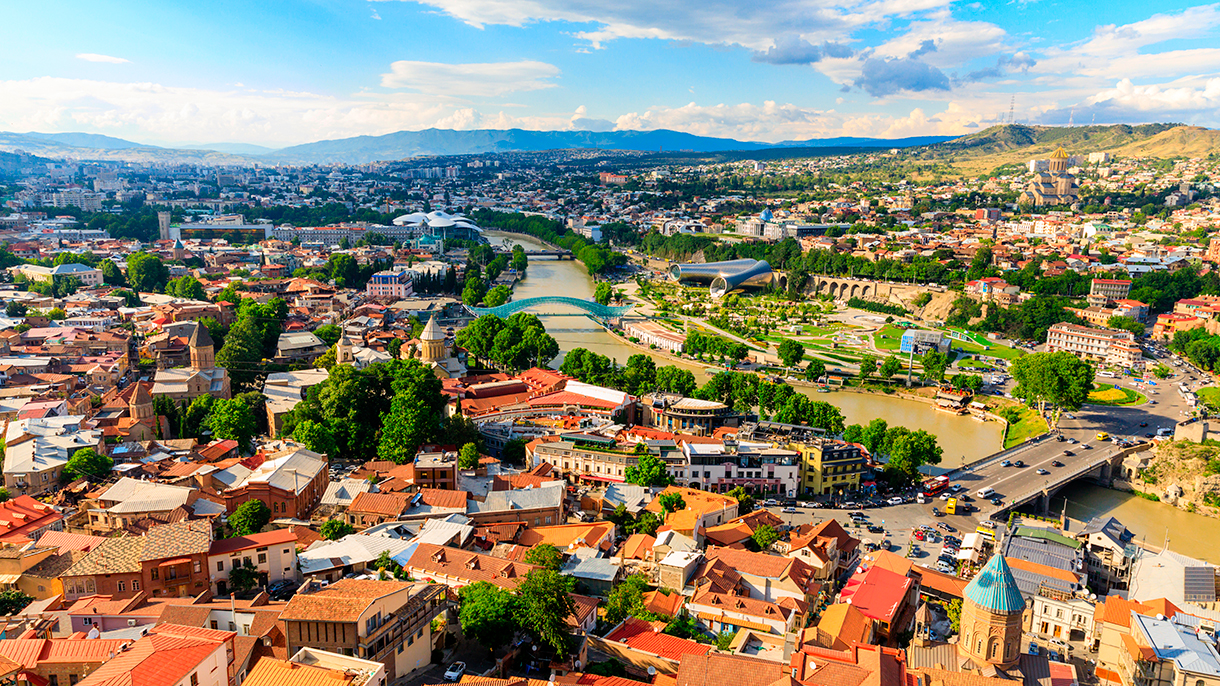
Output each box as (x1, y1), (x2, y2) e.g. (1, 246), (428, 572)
(194, 560), (202, 574)
(132, 581), (140, 591)
(49, 676), (59, 686)
(190, 674), (199, 686)
(217, 561), (225, 572)
(82, 617), (93, 626)
(258, 553), (267, 564)
(151, 569), (159, 580)
(117, 581), (125, 592)
(211, 620), (218, 629)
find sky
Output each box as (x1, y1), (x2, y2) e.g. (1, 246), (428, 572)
(1, 0), (1219, 148)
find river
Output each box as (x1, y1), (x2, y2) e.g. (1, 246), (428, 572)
(485, 231), (1003, 466)
(1052, 483), (1220, 564)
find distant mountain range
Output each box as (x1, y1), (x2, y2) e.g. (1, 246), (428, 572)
(0, 128), (955, 166)
(2, 124), (1214, 168)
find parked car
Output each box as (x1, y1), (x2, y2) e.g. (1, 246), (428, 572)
(1049, 638), (1069, 651)
(781, 507), (798, 514)
(268, 579), (297, 601)
(867, 525), (885, 534)
(764, 499), (779, 507)
(937, 522), (955, 532)
(887, 496), (903, 505)
(445, 663), (467, 682)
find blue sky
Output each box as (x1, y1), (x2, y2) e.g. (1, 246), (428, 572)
(1, 0), (1218, 147)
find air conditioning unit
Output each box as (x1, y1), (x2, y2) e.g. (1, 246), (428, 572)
(127, 619), (138, 627)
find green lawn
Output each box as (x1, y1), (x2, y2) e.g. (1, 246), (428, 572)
(1086, 383), (1147, 406)
(873, 324), (906, 351)
(1002, 406), (1050, 449)
(1199, 387), (1220, 410)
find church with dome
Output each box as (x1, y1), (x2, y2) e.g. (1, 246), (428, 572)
(336, 315), (466, 378)
(1020, 147), (1080, 207)
(908, 554), (1065, 685)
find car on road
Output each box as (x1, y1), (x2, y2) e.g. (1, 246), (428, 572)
(1014, 460), (1026, 468)
(1052, 460), (1064, 467)
(940, 492), (952, 500)
(886, 496), (903, 505)
(1145, 433), (1155, 438)
(1082, 444), (1092, 449)
(932, 507), (943, 517)
(1139, 422), (1149, 427)
(764, 499), (779, 506)
(781, 507), (798, 514)
(1001, 460), (1013, 467)
(1062, 449), (1074, 456)
(445, 663), (467, 682)
(1037, 468), (1050, 475)
(867, 525), (885, 533)
(1097, 432), (1110, 440)
(937, 522), (955, 532)
(991, 497), (1004, 505)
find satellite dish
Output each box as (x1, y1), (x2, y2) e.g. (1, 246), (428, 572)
(648, 667), (657, 676)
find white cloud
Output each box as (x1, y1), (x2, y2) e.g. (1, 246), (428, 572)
(375, 0), (954, 49)
(76, 53), (130, 64)
(379, 59), (560, 96)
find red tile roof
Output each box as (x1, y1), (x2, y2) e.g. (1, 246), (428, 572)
(604, 618), (712, 662)
(0, 496), (64, 543)
(75, 624), (233, 686)
(208, 529), (300, 556)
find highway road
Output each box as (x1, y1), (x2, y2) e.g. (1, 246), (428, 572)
(946, 364), (1200, 519)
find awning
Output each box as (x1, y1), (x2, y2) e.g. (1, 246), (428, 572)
(157, 557), (193, 567)
(18, 672), (49, 686)
(0, 574), (23, 585)
(580, 475), (624, 483)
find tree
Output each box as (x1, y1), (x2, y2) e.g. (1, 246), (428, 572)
(1152, 363), (1172, 379)
(229, 559), (262, 593)
(515, 570), (577, 656)
(913, 292), (932, 308)
(920, 350), (949, 383)
(0, 488), (9, 504)
(604, 574), (650, 626)
(5, 301), (27, 317)
(377, 360), (447, 464)
(655, 366), (697, 396)
(594, 282), (613, 305)
(484, 285), (512, 307)
(462, 277), (487, 306)
(750, 524), (780, 550)
(64, 447), (113, 482)
(0, 589), (33, 617)
(203, 397), (258, 450)
(778, 339), (806, 368)
(229, 500), (271, 536)
(457, 442), (481, 471)
(46, 307), (66, 320)
(625, 453), (672, 487)
(659, 491), (686, 514)
(630, 511), (662, 536)
(715, 631), (735, 650)
(946, 599), (963, 633)
(805, 359), (827, 381)
(1010, 351), (1095, 425)
(773, 395), (845, 434)
(167, 275), (206, 300)
(459, 581), (519, 649)
(100, 259), (125, 286)
(125, 253), (169, 293)
(320, 520), (355, 540)
(523, 543), (564, 572)
(726, 486), (755, 515)
(501, 438), (528, 466)
(858, 357), (877, 383)
(879, 355), (902, 380)
(314, 324), (342, 346)
(886, 429), (943, 483)
(1107, 315), (1146, 337)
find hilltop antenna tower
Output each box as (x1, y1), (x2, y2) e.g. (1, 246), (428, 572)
(1008, 95), (1015, 125)
(1068, 108), (1075, 128)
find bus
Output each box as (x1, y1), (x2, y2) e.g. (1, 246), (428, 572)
(946, 497), (958, 515)
(921, 475), (950, 497)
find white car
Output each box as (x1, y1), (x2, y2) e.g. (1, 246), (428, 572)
(886, 496), (903, 506)
(444, 663), (467, 682)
